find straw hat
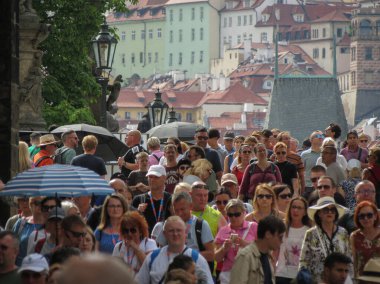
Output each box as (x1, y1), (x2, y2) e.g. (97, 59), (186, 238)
(357, 258), (380, 282)
(38, 134), (59, 147)
(307, 196), (346, 221)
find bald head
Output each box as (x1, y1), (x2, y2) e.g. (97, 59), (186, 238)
(355, 180), (376, 203)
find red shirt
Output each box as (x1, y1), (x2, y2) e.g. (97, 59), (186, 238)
(33, 149), (54, 167)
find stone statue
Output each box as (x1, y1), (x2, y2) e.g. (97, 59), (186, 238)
(137, 113), (152, 133)
(107, 74), (123, 112)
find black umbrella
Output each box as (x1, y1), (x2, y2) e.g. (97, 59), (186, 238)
(51, 124), (128, 162)
(146, 122), (204, 142)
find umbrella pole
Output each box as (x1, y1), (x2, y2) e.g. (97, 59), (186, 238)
(55, 192), (58, 246)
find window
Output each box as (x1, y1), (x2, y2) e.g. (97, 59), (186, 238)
(365, 47), (373, 60)
(322, 48), (326, 58)
(132, 31), (136, 40)
(295, 31), (301, 40)
(360, 19), (372, 36)
(191, 51), (195, 64)
(200, 28), (204, 40)
(249, 15), (253, 25)
(124, 112), (131, 119)
(238, 16), (241, 26)
(121, 53), (125, 65)
(200, 7), (204, 20)
(237, 35), (241, 44)
(200, 51), (204, 63)
(140, 52), (144, 63)
(249, 34), (253, 41)
(179, 29), (183, 42)
(278, 32), (283, 41)
(148, 52), (152, 63)
(377, 20), (380, 35)
(364, 71), (374, 84)
(243, 33), (247, 40)
(155, 52), (158, 63)
(157, 28), (162, 38)
(286, 32), (291, 41)
(186, 112), (193, 122)
(170, 30), (173, 43)
(224, 17), (227, 27)
(149, 29), (153, 39)
(179, 52), (182, 65)
(137, 112), (144, 120)
(340, 47), (349, 54)
(192, 8), (195, 20)
(228, 36), (232, 45)
(229, 17), (232, 27)
(322, 28), (326, 38)
(169, 53), (173, 66)
(351, 71), (356, 86)
(244, 15), (247, 26)
(121, 31), (126, 41)
(191, 28), (195, 41)
(179, 9), (183, 21)
(303, 30), (309, 39)
(176, 113), (182, 121)
(131, 53), (135, 64)
(261, 32), (267, 42)
(337, 28), (343, 37)
(169, 9), (173, 22)
(312, 29), (319, 39)
(312, 48), (319, 59)
(351, 47), (356, 61)
(223, 36), (227, 44)
(141, 30), (145, 39)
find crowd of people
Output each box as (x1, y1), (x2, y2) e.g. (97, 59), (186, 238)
(1, 124), (380, 284)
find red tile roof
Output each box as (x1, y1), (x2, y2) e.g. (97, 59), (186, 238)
(221, 0), (266, 12)
(337, 32), (351, 46)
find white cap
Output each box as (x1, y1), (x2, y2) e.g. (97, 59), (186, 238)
(146, 165), (166, 177)
(19, 253), (49, 274)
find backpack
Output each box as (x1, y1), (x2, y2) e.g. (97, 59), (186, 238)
(194, 218), (214, 273)
(53, 147), (70, 164)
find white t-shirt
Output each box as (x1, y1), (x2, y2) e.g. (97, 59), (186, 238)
(316, 154), (348, 171)
(276, 226), (309, 279)
(112, 237), (157, 274)
(136, 245), (213, 284)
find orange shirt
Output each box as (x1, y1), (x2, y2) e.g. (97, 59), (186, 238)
(33, 149), (54, 167)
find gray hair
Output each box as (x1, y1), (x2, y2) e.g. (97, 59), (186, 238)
(61, 130), (75, 142)
(225, 199), (246, 213)
(163, 216), (186, 231)
(147, 137), (161, 149)
(172, 191), (192, 204)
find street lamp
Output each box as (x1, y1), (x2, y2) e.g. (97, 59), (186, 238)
(166, 107), (178, 123)
(146, 89), (169, 128)
(91, 20), (118, 129)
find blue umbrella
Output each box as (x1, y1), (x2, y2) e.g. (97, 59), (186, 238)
(0, 164), (114, 197)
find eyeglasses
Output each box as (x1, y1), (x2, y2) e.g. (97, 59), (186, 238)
(279, 193), (292, 199)
(67, 230), (86, 238)
(320, 207), (336, 214)
(356, 189), (376, 195)
(21, 272), (43, 279)
(122, 227), (138, 234)
(192, 184), (209, 190)
(358, 212), (374, 220)
(291, 205), (305, 210)
(197, 136), (209, 140)
(242, 151), (252, 154)
(257, 149), (266, 153)
(227, 212), (242, 218)
(317, 185), (331, 190)
(31, 200), (42, 206)
(69, 136), (79, 140)
(276, 151), (287, 155)
(216, 200), (229, 205)
(179, 165), (190, 171)
(107, 204), (123, 209)
(360, 140), (368, 143)
(257, 194), (273, 199)
(41, 205), (56, 212)
(310, 177), (320, 183)
(0, 244), (9, 251)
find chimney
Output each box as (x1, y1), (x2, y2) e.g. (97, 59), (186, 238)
(212, 77), (219, 91)
(275, 8), (280, 21)
(219, 74), (230, 91)
(241, 112), (247, 124)
(244, 39), (252, 60)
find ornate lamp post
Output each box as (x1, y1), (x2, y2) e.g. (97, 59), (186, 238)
(166, 107), (178, 123)
(146, 89), (169, 128)
(91, 20), (117, 129)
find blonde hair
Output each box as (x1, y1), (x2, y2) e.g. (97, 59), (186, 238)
(82, 135), (98, 151)
(188, 159), (212, 180)
(253, 184), (279, 215)
(19, 141), (32, 173)
(173, 182), (191, 194)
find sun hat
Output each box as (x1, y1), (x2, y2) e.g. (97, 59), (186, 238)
(18, 253), (49, 273)
(38, 134), (59, 147)
(223, 131), (235, 140)
(307, 196), (346, 221)
(357, 258), (380, 282)
(221, 173), (238, 186)
(347, 159), (361, 171)
(182, 175), (201, 186)
(146, 165), (166, 177)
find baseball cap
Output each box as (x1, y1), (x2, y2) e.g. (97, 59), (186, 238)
(146, 165), (166, 177)
(19, 253), (49, 273)
(223, 131), (235, 140)
(221, 173), (238, 186)
(48, 207), (65, 220)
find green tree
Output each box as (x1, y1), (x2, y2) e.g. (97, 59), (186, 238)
(33, 0), (137, 126)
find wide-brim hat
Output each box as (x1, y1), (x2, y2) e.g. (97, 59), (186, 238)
(307, 196), (346, 221)
(38, 134), (59, 147)
(357, 258), (380, 282)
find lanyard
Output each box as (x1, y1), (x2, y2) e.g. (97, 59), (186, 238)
(149, 193), (164, 222)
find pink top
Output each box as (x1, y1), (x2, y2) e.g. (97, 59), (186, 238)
(148, 150), (164, 167)
(215, 220), (258, 272)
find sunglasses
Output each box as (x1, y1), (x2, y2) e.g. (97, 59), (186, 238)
(279, 193), (292, 199)
(21, 272), (43, 279)
(313, 134), (325, 139)
(41, 205), (56, 212)
(197, 136), (209, 140)
(310, 177), (319, 183)
(31, 201), (42, 206)
(320, 207), (336, 214)
(242, 151), (252, 154)
(358, 212), (374, 220)
(68, 230), (86, 238)
(257, 194), (273, 199)
(122, 227), (138, 234)
(227, 212), (242, 218)
(276, 151), (287, 155)
(216, 200), (229, 205)
(179, 165), (190, 171)
(317, 185), (331, 190)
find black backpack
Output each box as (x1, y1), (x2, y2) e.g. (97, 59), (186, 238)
(54, 147), (70, 164)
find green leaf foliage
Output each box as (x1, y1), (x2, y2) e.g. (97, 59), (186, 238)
(33, 0), (137, 127)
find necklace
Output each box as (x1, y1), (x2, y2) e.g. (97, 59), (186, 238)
(109, 225), (119, 246)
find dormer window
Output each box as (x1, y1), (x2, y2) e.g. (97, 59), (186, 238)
(244, 0), (251, 7)
(293, 13), (304, 23)
(262, 14), (269, 22)
(162, 8), (166, 14)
